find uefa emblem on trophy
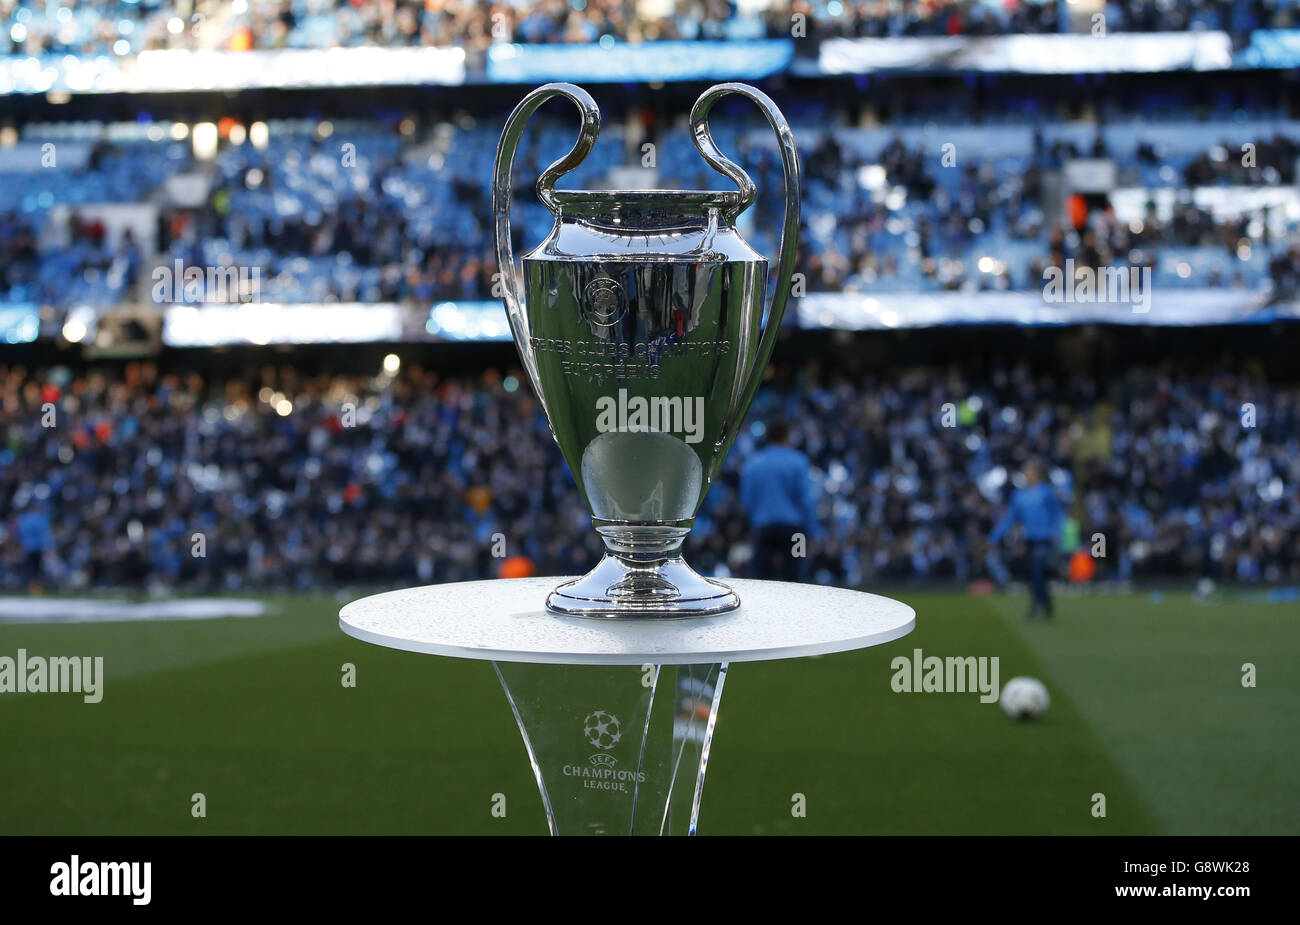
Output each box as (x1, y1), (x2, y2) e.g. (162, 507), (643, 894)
(493, 82), (801, 618)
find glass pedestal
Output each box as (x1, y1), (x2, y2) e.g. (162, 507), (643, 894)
(339, 577), (914, 836)
(495, 662), (726, 835)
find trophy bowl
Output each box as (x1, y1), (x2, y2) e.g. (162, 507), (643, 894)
(493, 82), (801, 618)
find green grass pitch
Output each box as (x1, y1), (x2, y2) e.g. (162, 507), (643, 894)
(1, 589), (1296, 834)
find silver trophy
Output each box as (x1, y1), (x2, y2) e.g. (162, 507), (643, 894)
(493, 82), (800, 618)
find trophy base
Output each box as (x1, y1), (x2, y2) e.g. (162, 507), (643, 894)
(546, 554), (739, 619)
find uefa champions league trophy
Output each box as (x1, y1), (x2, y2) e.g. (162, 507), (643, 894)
(493, 81), (801, 618)
(344, 82), (822, 837)
(342, 89), (912, 833)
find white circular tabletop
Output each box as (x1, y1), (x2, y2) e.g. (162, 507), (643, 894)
(339, 577), (915, 665)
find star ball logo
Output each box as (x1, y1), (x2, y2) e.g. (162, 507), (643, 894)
(563, 709), (645, 792)
(583, 710), (621, 749)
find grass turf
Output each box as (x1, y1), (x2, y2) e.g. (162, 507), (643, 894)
(0, 589), (1294, 834)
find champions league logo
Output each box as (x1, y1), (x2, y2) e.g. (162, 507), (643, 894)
(583, 710), (621, 750)
(561, 710), (645, 792)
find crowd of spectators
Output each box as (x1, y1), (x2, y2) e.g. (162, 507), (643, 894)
(1, 108), (1294, 316)
(177, 116), (1295, 303)
(1179, 133), (1300, 187)
(784, 127), (1290, 295)
(2, 0), (1291, 59)
(3, 352), (1296, 591)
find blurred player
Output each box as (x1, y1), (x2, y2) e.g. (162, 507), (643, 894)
(740, 420), (816, 582)
(989, 459), (1064, 619)
(17, 498), (53, 593)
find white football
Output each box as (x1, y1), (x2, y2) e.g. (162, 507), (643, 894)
(999, 676), (1050, 720)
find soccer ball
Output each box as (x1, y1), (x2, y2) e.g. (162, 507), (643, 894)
(999, 677), (1050, 720)
(583, 710), (622, 750)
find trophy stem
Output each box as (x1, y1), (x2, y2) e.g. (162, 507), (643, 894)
(547, 551), (739, 619)
(493, 661), (729, 835)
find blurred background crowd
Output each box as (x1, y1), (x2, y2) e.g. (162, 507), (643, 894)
(2, 104), (1297, 315)
(1, 0), (1298, 596)
(3, 0), (1294, 58)
(3, 348), (1296, 591)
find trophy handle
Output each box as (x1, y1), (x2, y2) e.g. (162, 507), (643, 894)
(689, 83), (801, 441)
(492, 82), (601, 401)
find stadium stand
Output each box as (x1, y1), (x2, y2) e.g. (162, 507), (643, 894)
(2, 107), (1297, 324)
(1, 3), (1296, 594)
(3, 0), (1290, 58)
(2, 350), (1296, 590)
